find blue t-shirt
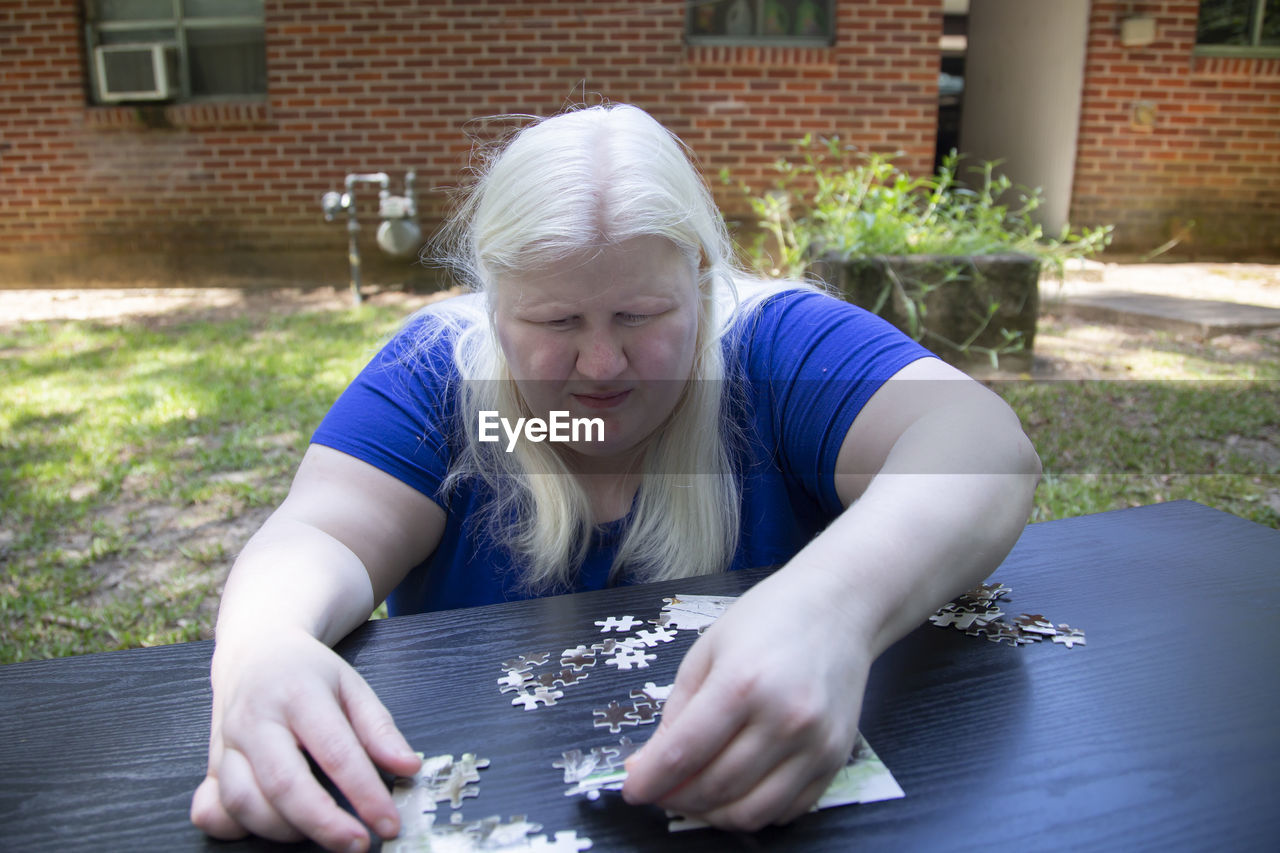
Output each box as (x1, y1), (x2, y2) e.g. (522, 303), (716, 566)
(312, 289), (933, 615)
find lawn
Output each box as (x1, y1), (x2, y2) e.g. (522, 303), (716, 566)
(1, 291), (1276, 664)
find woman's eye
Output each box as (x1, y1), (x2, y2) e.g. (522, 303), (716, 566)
(618, 312), (650, 324)
(543, 317), (576, 329)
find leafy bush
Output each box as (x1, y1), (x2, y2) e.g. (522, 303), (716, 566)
(726, 136), (1113, 366)
(730, 134), (1112, 280)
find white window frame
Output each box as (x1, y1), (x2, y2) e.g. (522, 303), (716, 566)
(83, 0), (266, 104)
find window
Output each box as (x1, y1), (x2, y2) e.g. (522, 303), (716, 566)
(686, 0), (835, 46)
(84, 0), (266, 104)
(1195, 0), (1279, 54)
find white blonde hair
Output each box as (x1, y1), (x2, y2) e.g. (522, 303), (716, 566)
(420, 104), (804, 592)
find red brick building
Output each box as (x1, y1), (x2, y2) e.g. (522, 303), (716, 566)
(0, 1), (1276, 287)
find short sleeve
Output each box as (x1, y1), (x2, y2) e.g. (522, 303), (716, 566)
(310, 313), (458, 503)
(739, 289), (936, 513)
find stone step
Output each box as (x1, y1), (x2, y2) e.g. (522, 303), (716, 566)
(1044, 290), (1280, 338)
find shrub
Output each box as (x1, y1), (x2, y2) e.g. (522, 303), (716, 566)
(727, 135), (1113, 365)
(730, 134), (1112, 279)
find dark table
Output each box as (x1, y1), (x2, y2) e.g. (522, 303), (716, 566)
(2, 501), (1278, 851)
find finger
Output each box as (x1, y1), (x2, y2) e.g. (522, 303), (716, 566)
(338, 667), (422, 777)
(622, 666), (749, 804)
(289, 689), (403, 841)
(695, 752), (821, 833)
(190, 775), (249, 840)
(775, 771), (836, 826)
(653, 720), (801, 816)
(650, 637), (712, 726)
(232, 730), (372, 853)
(216, 745), (306, 844)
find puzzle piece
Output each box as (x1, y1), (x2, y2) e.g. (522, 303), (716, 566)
(593, 700), (638, 733)
(629, 690), (662, 713)
(605, 646), (656, 671)
(969, 621), (1031, 646)
(391, 778), (438, 820)
(552, 749), (598, 783)
(533, 670), (568, 690)
(632, 626), (677, 646)
(387, 811), (557, 852)
(450, 753), (490, 784)
(392, 752), (491, 819)
(438, 776), (480, 809)
(429, 753), (490, 809)
(497, 670), (531, 693)
(588, 744), (620, 767)
(500, 657), (533, 675)
(590, 638), (618, 655)
(612, 635), (650, 651)
(560, 645), (597, 670)
(640, 681), (673, 702)
(482, 815), (544, 847)
(659, 594), (738, 631)
(528, 830), (594, 851)
(554, 667), (586, 686)
(610, 735), (640, 768)
(1051, 624), (1086, 648)
(948, 607), (1003, 630)
(511, 686), (563, 710)
(625, 702), (659, 725)
(928, 608), (964, 628)
(518, 651), (551, 668)
(595, 615), (643, 633)
(967, 582), (1011, 601)
(1014, 613), (1057, 636)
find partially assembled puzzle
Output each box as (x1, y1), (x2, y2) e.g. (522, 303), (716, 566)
(384, 752), (592, 852)
(397, 584), (1078, 847)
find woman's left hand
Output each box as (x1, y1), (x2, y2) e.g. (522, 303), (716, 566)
(621, 566), (873, 830)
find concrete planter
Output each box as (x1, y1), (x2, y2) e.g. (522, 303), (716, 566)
(807, 252), (1042, 368)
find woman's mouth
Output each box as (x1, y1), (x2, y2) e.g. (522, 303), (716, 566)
(571, 390), (631, 410)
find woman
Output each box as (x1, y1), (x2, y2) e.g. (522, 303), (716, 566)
(191, 104), (1041, 852)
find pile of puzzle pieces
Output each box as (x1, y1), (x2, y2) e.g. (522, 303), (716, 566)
(929, 582), (1086, 647)
(495, 597), (732, 712)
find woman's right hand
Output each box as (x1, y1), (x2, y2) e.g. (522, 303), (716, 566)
(190, 627), (422, 853)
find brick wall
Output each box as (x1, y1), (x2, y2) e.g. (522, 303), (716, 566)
(0, 0), (941, 286)
(1071, 1), (1280, 257)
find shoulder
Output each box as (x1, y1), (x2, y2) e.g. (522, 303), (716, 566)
(373, 292), (486, 378)
(724, 279), (923, 376)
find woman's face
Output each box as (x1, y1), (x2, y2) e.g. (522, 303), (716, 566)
(491, 235), (701, 464)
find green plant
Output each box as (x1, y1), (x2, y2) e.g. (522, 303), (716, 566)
(732, 135), (1112, 279)
(727, 136), (1112, 366)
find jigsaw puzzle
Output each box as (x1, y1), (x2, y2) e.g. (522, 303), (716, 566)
(386, 754), (593, 852)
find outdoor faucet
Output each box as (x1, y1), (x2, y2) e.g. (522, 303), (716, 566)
(320, 170), (421, 304)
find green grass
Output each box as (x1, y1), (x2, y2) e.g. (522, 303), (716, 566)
(1, 305), (412, 664)
(997, 379), (1279, 528)
(1, 302), (1276, 664)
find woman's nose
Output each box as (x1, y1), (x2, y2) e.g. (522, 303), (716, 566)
(575, 328), (627, 379)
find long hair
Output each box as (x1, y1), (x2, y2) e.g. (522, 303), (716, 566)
(419, 104), (804, 592)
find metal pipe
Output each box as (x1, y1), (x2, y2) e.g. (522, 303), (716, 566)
(340, 173), (388, 304)
(324, 171), (415, 304)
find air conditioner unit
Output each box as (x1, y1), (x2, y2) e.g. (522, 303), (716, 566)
(93, 43), (179, 103)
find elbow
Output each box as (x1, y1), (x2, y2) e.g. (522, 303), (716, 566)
(1003, 416), (1042, 522)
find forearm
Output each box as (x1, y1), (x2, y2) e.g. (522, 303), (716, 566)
(213, 514), (376, 668)
(787, 400), (1041, 658)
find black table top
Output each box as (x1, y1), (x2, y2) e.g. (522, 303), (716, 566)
(2, 500), (1278, 852)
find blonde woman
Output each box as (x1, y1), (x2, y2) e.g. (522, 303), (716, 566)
(191, 104), (1041, 852)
